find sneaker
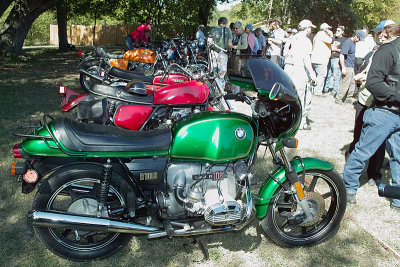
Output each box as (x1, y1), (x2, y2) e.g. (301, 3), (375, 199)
(347, 193), (357, 204)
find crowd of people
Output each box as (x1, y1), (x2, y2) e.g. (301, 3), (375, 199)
(206, 17), (400, 212)
(124, 16), (400, 212)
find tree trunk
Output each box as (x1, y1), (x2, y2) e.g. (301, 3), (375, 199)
(0, 0), (55, 55)
(198, 0), (214, 27)
(0, 0), (14, 19)
(57, 0), (68, 51)
(267, 0), (274, 22)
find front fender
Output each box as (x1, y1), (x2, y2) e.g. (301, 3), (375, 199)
(255, 157), (334, 219)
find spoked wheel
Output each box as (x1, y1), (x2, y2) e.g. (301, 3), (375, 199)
(32, 166), (132, 261)
(261, 169), (347, 247)
(80, 59), (109, 92)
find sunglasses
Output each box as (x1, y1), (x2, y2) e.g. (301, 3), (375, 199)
(235, 27), (241, 29)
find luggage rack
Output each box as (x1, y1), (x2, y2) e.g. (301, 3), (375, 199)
(13, 114), (86, 156)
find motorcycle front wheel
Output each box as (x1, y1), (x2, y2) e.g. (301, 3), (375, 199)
(32, 165), (133, 261)
(261, 169), (347, 247)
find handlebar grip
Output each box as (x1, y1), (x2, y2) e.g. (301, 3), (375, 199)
(224, 94), (239, 100)
(224, 93), (246, 102)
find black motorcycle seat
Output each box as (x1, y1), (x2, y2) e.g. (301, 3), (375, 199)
(109, 67), (154, 83)
(90, 84), (154, 104)
(95, 46), (124, 59)
(53, 117), (172, 153)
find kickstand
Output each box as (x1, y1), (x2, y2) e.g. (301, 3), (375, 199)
(183, 237), (209, 262)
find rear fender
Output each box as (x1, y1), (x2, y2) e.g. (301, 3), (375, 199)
(23, 158), (135, 194)
(62, 94), (88, 112)
(255, 157), (334, 219)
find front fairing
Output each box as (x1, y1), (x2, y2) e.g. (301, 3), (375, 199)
(230, 58), (302, 149)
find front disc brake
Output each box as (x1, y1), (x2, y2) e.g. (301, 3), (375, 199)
(300, 192), (325, 227)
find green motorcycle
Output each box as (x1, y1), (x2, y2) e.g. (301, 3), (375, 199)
(11, 58), (346, 261)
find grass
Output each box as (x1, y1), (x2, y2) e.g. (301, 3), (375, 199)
(1, 48), (399, 266)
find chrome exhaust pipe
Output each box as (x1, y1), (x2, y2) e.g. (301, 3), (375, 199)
(28, 210), (160, 234)
(148, 225), (233, 239)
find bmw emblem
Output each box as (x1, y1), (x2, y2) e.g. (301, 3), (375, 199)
(235, 128), (246, 140)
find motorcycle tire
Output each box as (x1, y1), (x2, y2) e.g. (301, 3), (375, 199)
(261, 169), (347, 247)
(80, 59), (109, 93)
(32, 164), (133, 261)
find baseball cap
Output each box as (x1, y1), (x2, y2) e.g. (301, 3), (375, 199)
(234, 21), (242, 28)
(299, 19), (316, 29)
(255, 27), (262, 32)
(245, 24), (253, 30)
(371, 20), (396, 32)
(355, 30), (365, 41)
(320, 23), (332, 30)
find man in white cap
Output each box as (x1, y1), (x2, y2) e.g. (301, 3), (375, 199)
(284, 19), (317, 130)
(311, 23), (333, 96)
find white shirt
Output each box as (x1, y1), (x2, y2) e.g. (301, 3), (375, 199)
(355, 34), (376, 58)
(284, 31), (312, 67)
(268, 27), (286, 56)
(311, 30), (332, 65)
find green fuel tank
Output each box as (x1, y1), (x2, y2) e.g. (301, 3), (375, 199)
(170, 112), (258, 163)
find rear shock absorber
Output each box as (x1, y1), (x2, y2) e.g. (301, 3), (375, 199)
(97, 159), (112, 217)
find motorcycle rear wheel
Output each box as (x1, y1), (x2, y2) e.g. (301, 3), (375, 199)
(261, 169), (346, 247)
(80, 59), (109, 92)
(32, 165), (133, 261)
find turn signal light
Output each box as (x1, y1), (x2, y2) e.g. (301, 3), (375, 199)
(77, 51), (83, 57)
(11, 162), (17, 175)
(23, 169), (39, 183)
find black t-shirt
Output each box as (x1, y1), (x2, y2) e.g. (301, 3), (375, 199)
(366, 38), (400, 106)
(331, 36), (346, 58)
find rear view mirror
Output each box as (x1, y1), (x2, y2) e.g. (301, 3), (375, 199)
(269, 82), (282, 100)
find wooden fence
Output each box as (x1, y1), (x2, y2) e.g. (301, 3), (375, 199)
(50, 24), (137, 46)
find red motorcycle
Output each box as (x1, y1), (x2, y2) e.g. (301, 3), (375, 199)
(60, 68), (228, 131)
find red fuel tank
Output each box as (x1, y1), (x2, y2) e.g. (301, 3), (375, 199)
(153, 73), (190, 85)
(153, 81), (209, 105)
(113, 106), (153, 130)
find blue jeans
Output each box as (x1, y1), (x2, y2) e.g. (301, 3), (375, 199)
(126, 36), (134, 50)
(323, 58), (341, 94)
(343, 108), (400, 207)
(312, 63), (328, 95)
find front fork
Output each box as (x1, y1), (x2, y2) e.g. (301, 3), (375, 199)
(278, 148), (313, 223)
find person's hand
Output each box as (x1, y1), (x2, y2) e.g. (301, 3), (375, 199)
(326, 29), (333, 37)
(341, 68), (347, 76)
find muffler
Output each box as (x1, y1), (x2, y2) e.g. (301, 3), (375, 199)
(28, 210), (160, 234)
